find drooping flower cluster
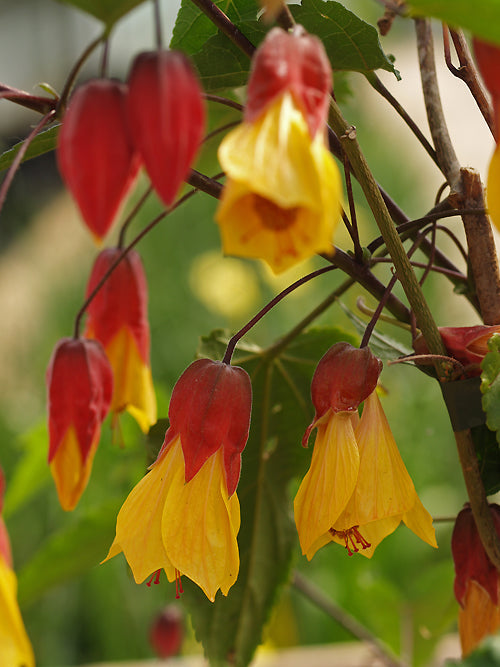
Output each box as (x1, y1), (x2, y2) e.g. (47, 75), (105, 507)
(104, 358), (252, 602)
(452, 504), (500, 656)
(294, 342), (437, 559)
(215, 27), (342, 274)
(0, 468), (35, 667)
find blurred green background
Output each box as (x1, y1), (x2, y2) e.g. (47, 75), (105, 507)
(0, 0), (495, 665)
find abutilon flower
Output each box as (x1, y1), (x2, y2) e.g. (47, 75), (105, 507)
(452, 504), (500, 656)
(57, 79), (140, 241)
(414, 324), (500, 376)
(84, 248), (156, 433)
(127, 50), (206, 207)
(104, 358), (252, 601)
(294, 343), (436, 560)
(46, 337), (113, 511)
(0, 469), (35, 667)
(215, 27), (342, 274)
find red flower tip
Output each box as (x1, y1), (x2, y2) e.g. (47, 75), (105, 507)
(245, 26), (332, 137)
(162, 359), (252, 496)
(46, 337), (113, 464)
(149, 605), (184, 658)
(84, 248), (150, 361)
(127, 50), (206, 207)
(303, 343), (382, 444)
(57, 79), (140, 240)
(452, 504), (500, 608)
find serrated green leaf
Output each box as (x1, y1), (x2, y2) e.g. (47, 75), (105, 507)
(185, 326), (357, 667)
(0, 125), (59, 174)
(17, 501), (120, 608)
(292, 0), (399, 76)
(480, 334), (500, 443)
(55, 0), (147, 27)
(408, 0), (500, 46)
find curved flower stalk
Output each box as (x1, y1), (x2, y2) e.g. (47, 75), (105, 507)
(84, 248), (157, 433)
(104, 358), (252, 601)
(294, 342), (437, 559)
(0, 469), (35, 667)
(46, 337), (113, 511)
(216, 26), (342, 274)
(452, 504), (500, 656)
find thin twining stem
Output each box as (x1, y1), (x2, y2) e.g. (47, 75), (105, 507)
(222, 265), (337, 364)
(118, 186), (153, 248)
(0, 84), (57, 114)
(0, 110), (56, 217)
(189, 0), (255, 57)
(342, 152), (362, 261)
(57, 33), (105, 116)
(204, 94), (244, 113)
(292, 571), (405, 667)
(153, 0), (163, 49)
(371, 257), (466, 282)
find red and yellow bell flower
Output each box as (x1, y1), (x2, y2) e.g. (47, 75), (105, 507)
(104, 358), (252, 601)
(294, 343), (437, 559)
(452, 504), (500, 655)
(46, 337), (113, 511)
(0, 469), (35, 666)
(84, 248), (156, 433)
(215, 27), (341, 274)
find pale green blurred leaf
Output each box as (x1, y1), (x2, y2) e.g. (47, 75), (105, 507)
(480, 334), (500, 443)
(0, 126), (59, 174)
(55, 0), (147, 27)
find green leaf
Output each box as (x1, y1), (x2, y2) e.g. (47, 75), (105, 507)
(0, 125), (59, 174)
(184, 326), (357, 667)
(480, 334), (500, 443)
(55, 0), (147, 27)
(292, 0), (399, 76)
(447, 635), (500, 666)
(470, 423), (500, 496)
(408, 0), (500, 46)
(17, 501), (120, 608)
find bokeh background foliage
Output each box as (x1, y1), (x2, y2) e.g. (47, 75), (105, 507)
(1, 0), (498, 665)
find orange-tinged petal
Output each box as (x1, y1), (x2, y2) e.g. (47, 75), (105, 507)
(105, 327), (157, 432)
(0, 554), (35, 667)
(294, 412), (359, 559)
(49, 425), (98, 511)
(487, 143), (500, 232)
(162, 447), (240, 601)
(459, 579), (500, 656)
(103, 440), (178, 584)
(216, 92), (341, 274)
(403, 496), (437, 549)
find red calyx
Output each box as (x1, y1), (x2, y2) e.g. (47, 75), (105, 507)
(149, 605), (184, 658)
(46, 337), (113, 464)
(245, 26), (332, 137)
(127, 50), (206, 207)
(57, 80), (140, 240)
(303, 343), (382, 445)
(452, 504), (500, 607)
(84, 248), (150, 363)
(161, 359), (252, 496)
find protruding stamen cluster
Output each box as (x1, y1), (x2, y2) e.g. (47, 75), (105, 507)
(329, 526), (371, 556)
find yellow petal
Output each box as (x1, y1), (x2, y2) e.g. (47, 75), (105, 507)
(103, 440), (179, 584)
(459, 579), (500, 656)
(329, 515), (400, 559)
(216, 92), (341, 273)
(487, 144), (500, 233)
(402, 495), (437, 548)
(162, 447), (240, 601)
(0, 555), (35, 667)
(294, 412), (359, 559)
(106, 328), (157, 433)
(50, 425), (97, 511)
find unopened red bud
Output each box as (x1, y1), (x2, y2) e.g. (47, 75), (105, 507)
(127, 50), (206, 206)
(473, 38), (500, 102)
(149, 605), (184, 658)
(161, 359), (252, 496)
(414, 325), (500, 372)
(245, 26), (332, 137)
(57, 80), (140, 240)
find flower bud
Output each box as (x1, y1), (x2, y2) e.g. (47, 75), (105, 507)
(84, 249), (156, 433)
(161, 359), (252, 496)
(127, 50), (206, 206)
(57, 80), (140, 240)
(46, 337), (113, 510)
(149, 605), (184, 658)
(245, 27), (332, 137)
(473, 38), (500, 104)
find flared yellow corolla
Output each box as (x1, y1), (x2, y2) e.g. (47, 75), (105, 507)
(105, 436), (241, 602)
(216, 92), (341, 274)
